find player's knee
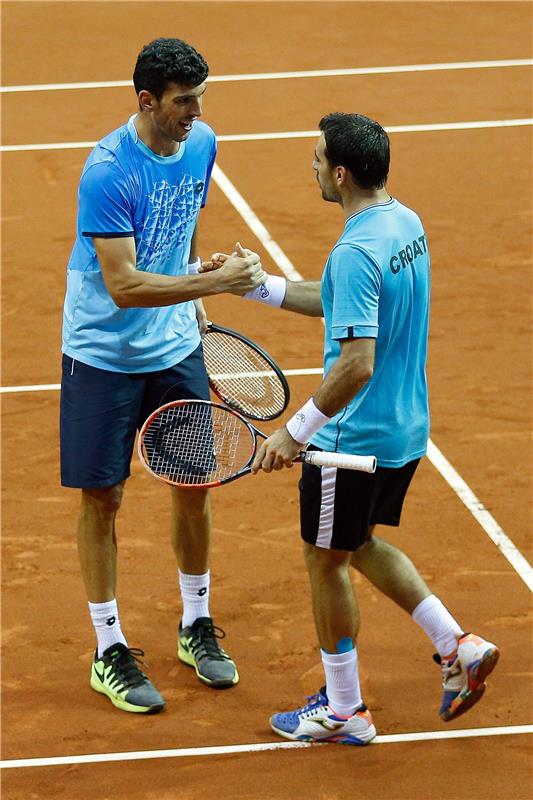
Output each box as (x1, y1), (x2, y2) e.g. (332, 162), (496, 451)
(82, 483), (125, 516)
(303, 541), (351, 576)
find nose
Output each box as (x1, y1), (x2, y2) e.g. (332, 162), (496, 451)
(191, 97), (202, 117)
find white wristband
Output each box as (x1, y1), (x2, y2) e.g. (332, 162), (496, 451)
(187, 257), (201, 275)
(285, 398), (330, 444)
(243, 274), (287, 307)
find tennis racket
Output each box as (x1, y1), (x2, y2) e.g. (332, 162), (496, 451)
(202, 322), (289, 421)
(138, 399), (377, 489)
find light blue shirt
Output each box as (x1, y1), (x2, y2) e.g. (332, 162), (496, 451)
(62, 116), (217, 372)
(312, 198), (430, 467)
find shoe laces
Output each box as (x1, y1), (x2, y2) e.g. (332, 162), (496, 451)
(107, 646), (149, 689)
(190, 620), (230, 662)
(298, 688), (328, 717)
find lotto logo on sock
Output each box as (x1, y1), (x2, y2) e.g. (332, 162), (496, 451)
(197, 588), (207, 596)
(106, 616), (116, 626)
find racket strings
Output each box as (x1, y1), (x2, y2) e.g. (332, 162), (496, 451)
(142, 403), (254, 485)
(203, 332), (286, 418)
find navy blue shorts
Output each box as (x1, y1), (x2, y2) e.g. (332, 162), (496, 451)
(299, 447), (420, 551)
(60, 345), (210, 488)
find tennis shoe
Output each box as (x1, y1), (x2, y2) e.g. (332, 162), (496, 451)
(435, 632), (499, 721)
(178, 617), (239, 688)
(90, 643), (165, 714)
(270, 687), (376, 745)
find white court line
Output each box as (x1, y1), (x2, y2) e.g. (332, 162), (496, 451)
(1, 118), (533, 153)
(0, 369), (324, 394)
(1, 725), (531, 769)
(427, 441), (533, 592)
(1, 59), (532, 93)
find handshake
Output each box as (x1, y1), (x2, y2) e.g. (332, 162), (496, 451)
(191, 242), (286, 307)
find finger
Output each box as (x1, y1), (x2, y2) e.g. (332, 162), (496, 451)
(235, 241), (246, 257)
(251, 442), (267, 473)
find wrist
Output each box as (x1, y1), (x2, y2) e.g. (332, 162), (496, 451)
(243, 274), (287, 307)
(285, 398), (330, 444)
(187, 257), (201, 275)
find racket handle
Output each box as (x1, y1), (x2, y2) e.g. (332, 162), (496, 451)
(301, 450), (377, 473)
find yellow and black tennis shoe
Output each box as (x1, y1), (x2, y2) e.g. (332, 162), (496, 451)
(90, 643), (165, 714)
(178, 617), (239, 688)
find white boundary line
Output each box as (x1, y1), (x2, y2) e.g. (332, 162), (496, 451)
(0, 369), (324, 394)
(1, 119), (532, 153)
(2, 725), (531, 769)
(426, 441), (533, 592)
(1, 59), (532, 93)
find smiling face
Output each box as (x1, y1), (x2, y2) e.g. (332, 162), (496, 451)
(139, 81), (207, 146)
(312, 133), (341, 203)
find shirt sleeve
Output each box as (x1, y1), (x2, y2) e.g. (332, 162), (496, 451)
(200, 136), (217, 208)
(329, 243), (382, 340)
(79, 159), (135, 238)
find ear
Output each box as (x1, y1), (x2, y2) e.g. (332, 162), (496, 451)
(138, 89), (157, 113)
(335, 165), (347, 186)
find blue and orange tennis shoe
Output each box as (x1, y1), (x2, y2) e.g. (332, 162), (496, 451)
(270, 687), (376, 745)
(435, 632), (499, 721)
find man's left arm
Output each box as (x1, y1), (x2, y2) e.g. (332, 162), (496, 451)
(251, 337), (375, 472)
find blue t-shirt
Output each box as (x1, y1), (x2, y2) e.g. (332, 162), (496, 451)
(312, 198), (430, 467)
(62, 116), (217, 372)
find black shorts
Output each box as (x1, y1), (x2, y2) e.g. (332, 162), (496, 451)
(299, 447), (420, 551)
(60, 344), (210, 488)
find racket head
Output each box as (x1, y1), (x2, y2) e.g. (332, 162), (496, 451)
(202, 322), (290, 421)
(138, 399), (258, 489)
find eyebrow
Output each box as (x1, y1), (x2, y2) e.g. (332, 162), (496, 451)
(174, 87), (207, 101)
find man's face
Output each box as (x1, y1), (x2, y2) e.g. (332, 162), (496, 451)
(312, 134), (340, 203)
(150, 81), (207, 142)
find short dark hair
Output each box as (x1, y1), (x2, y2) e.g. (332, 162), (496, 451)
(133, 38), (209, 99)
(318, 113), (390, 189)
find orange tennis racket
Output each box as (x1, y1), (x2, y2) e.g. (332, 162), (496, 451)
(138, 399), (376, 489)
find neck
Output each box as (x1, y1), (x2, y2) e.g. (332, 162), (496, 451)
(133, 113), (180, 157)
(341, 187), (390, 220)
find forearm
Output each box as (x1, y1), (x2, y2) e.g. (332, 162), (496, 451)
(313, 351), (373, 417)
(111, 270), (233, 309)
(281, 280), (323, 317)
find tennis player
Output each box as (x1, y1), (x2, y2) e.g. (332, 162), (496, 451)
(242, 113), (499, 743)
(60, 38), (266, 713)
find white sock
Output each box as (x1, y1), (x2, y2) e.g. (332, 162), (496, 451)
(179, 570), (210, 628)
(88, 599), (128, 658)
(321, 647), (362, 717)
(412, 594), (464, 658)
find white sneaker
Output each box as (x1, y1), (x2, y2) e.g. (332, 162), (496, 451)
(270, 686), (376, 745)
(435, 632), (499, 721)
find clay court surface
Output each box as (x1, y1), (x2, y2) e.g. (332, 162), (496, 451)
(1, 1), (532, 798)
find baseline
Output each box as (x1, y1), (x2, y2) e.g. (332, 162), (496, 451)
(1, 118), (533, 153)
(1, 725), (531, 769)
(1, 58), (531, 93)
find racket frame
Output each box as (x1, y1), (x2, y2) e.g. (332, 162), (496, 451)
(138, 399), (265, 489)
(203, 321), (290, 421)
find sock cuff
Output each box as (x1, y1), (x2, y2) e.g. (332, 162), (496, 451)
(412, 593), (440, 622)
(179, 570), (210, 588)
(88, 599), (118, 615)
(321, 647), (357, 668)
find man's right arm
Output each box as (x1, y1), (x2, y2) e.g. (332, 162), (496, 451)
(94, 236), (266, 309)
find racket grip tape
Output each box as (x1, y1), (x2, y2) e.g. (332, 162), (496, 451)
(301, 450), (377, 473)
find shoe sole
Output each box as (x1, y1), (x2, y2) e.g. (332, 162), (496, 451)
(178, 643), (240, 689)
(90, 675), (165, 714)
(441, 646), (500, 722)
(270, 722), (376, 746)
